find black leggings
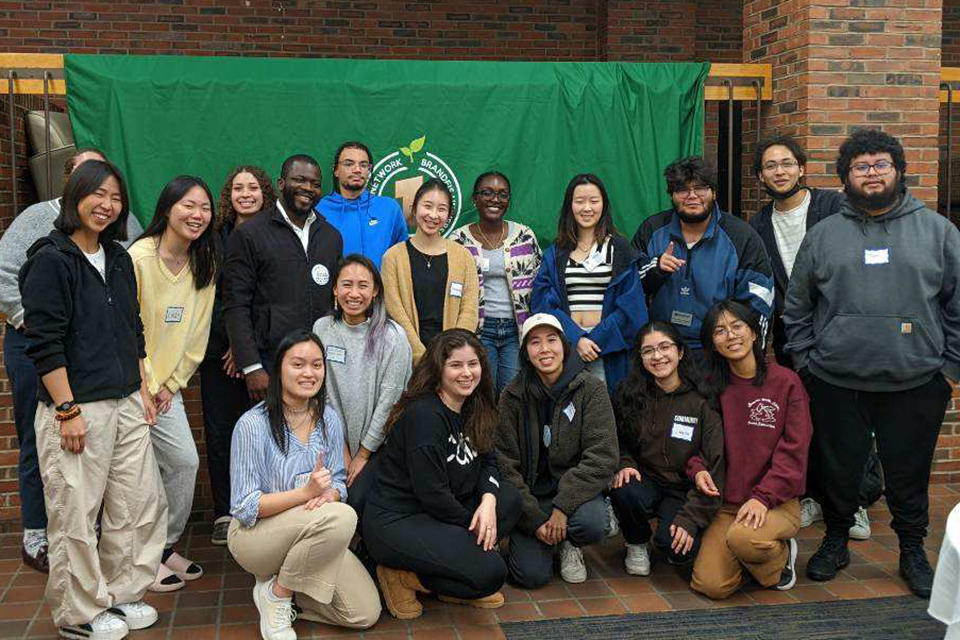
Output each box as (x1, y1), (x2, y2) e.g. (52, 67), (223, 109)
(362, 482), (522, 599)
(199, 359), (250, 519)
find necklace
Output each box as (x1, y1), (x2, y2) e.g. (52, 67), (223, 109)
(475, 222), (506, 249)
(284, 402), (311, 415)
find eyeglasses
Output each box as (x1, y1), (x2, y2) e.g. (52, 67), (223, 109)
(339, 160), (371, 171)
(713, 321), (749, 340)
(850, 160), (894, 177)
(477, 188), (511, 201)
(640, 342), (677, 359)
(674, 185), (713, 198)
(761, 159), (800, 173)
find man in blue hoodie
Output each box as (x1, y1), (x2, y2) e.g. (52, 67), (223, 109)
(785, 129), (960, 598)
(317, 141), (408, 268)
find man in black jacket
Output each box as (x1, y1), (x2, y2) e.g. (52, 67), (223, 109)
(750, 135), (880, 543)
(223, 154), (343, 401)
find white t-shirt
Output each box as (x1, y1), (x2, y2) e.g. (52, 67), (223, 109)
(771, 190), (811, 279)
(82, 245), (106, 281)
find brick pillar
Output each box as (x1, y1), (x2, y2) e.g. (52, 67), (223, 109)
(744, 0), (942, 204)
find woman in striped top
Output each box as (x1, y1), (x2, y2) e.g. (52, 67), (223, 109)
(531, 174), (647, 396)
(227, 330), (381, 638)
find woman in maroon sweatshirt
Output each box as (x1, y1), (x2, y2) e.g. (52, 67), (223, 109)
(688, 300), (812, 599)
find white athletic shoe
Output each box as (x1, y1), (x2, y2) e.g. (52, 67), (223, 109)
(110, 601), (158, 630)
(624, 543), (651, 576)
(253, 577), (297, 640)
(605, 497), (620, 538)
(559, 540), (588, 583)
(59, 610), (129, 640)
(850, 506), (871, 540)
(800, 497), (823, 528)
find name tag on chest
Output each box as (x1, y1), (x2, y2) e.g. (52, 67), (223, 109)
(671, 310), (694, 327)
(671, 423), (694, 441)
(164, 306), (184, 323)
(326, 346), (346, 364)
(481, 258), (490, 273)
(582, 250), (604, 272)
(864, 248), (890, 265)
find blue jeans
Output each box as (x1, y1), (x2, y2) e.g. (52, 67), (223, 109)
(479, 317), (520, 397)
(4, 325), (47, 529)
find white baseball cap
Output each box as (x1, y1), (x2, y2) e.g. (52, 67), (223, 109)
(520, 313), (565, 344)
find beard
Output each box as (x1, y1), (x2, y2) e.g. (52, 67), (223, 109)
(282, 186), (316, 215)
(845, 176), (903, 213)
(676, 196), (714, 224)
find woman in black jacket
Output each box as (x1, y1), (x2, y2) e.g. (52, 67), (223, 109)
(19, 160), (167, 639)
(363, 329), (521, 620)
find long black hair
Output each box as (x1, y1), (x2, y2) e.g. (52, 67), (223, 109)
(265, 329), (328, 455)
(139, 175), (218, 289)
(700, 299), (768, 399)
(55, 160), (130, 245)
(615, 321), (703, 444)
(554, 173), (618, 252)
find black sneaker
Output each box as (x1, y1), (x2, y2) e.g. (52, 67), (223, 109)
(899, 546), (934, 599)
(776, 538), (798, 590)
(806, 535), (850, 581)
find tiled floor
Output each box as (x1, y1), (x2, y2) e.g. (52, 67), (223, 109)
(3, 485), (959, 639)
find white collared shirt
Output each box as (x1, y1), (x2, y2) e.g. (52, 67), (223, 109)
(276, 200), (316, 254)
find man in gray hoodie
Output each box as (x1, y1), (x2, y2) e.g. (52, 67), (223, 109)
(784, 129), (960, 598)
(0, 148), (142, 573)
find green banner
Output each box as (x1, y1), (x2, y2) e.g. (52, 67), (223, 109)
(65, 55), (708, 241)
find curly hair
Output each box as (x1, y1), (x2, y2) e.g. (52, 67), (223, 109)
(217, 165), (277, 230)
(664, 156), (718, 195)
(835, 129), (907, 184)
(382, 329), (497, 453)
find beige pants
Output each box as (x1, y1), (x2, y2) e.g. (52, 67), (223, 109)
(228, 501), (381, 629)
(36, 393), (168, 626)
(690, 498), (800, 600)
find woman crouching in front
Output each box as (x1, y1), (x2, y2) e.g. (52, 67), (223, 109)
(228, 330), (380, 640)
(363, 329), (522, 619)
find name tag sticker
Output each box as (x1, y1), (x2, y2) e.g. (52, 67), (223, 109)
(901, 322), (913, 334)
(481, 258), (490, 272)
(671, 423), (694, 441)
(671, 310), (694, 327)
(582, 250), (604, 272)
(450, 281), (464, 298)
(563, 402), (576, 422)
(864, 248), (890, 265)
(164, 306), (184, 323)
(294, 471), (311, 488)
(326, 346), (346, 364)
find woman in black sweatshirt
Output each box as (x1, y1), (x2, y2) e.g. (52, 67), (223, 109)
(19, 160), (168, 638)
(363, 329), (521, 620)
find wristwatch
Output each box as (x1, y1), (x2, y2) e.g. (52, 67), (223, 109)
(55, 400), (77, 413)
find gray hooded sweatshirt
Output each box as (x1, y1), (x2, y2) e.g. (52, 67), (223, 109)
(784, 190), (960, 392)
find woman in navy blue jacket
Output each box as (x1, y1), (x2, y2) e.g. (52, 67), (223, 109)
(531, 174), (647, 396)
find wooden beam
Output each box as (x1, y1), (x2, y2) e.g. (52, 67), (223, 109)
(0, 53), (65, 95)
(705, 63), (772, 101)
(942, 67), (960, 103)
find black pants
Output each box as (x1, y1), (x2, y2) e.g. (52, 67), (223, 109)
(610, 476), (701, 564)
(363, 482), (522, 599)
(346, 453), (380, 521)
(507, 493), (607, 588)
(199, 359), (250, 519)
(807, 372), (950, 547)
(4, 325), (46, 529)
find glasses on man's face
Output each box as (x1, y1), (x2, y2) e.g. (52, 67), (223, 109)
(339, 160), (371, 171)
(713, 321), (749, 340)
(674, 185), (713, 199)
(477, 189), (511, 201)
(850, 160), (894, 177)
(761, 159), (799, 173)
(640, 342), (677, 359)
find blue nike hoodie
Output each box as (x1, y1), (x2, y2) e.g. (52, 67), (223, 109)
(316, 190), (408, 268)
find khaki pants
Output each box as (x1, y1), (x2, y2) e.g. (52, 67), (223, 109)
(228, 501), (380, 629)
(691, 498), (800, 600)
(36, 393), (168, 626)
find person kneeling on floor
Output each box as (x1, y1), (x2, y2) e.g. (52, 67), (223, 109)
(496, 313), (619, 587)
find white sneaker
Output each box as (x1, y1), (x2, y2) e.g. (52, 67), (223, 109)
(624, 543), (651, 576)
(110, 601), (158, 630)
(253, 577), (297, 640)
(850, 506), (871, 540)
(800, 497), (823, 528)
(605, 497), (620, 538)
(559, 540), (588, 583)
(59, 610), (129, 640)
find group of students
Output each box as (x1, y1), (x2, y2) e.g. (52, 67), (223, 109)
(2, 127), (957, 640)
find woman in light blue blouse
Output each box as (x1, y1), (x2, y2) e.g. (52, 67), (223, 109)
(227, 330), (381, 638)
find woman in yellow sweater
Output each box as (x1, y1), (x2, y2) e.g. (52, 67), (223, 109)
(128, 176), (218, 592)
(382, 179), (479, 363)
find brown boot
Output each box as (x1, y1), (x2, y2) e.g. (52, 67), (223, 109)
(438, 591), (505, 609)
(376, 566), (424, 619)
